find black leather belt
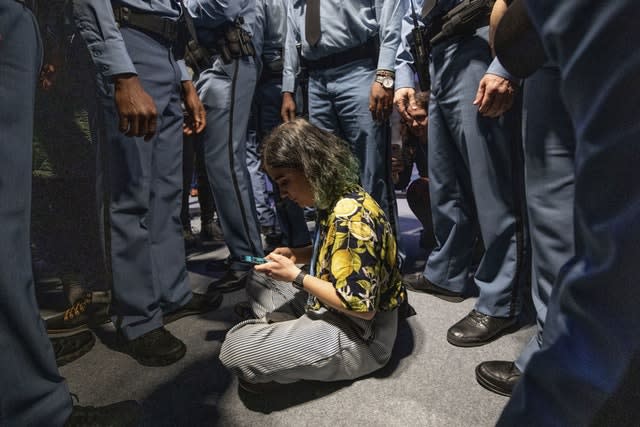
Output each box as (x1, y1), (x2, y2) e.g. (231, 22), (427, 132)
(302, 38), (378, 71)
(113, 6), (180, 43)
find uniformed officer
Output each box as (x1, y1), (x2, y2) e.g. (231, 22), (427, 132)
(474, 0), (576, 398)
(247, 0), (311, 249)
(0, 1), (141, 424)
(397, 0), (528, 346)
(71, 0), (222, 366)
(183, 0), (265, 291)
(280, 0), (407, 228)
(496, 1), (640, 424)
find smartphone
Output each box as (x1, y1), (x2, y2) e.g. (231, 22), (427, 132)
(242, 255), (267, 265)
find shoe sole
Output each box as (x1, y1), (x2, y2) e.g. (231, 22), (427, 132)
(475, 366), (513, 397)
(446, 322), (519, 348)
(56, 333), (96, 367)
(163, 292), (224, 325)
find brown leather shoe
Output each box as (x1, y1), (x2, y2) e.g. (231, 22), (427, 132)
(447, 310), (517, 347)
(475, 360), (522, 396)
(402, 272), (464, 302)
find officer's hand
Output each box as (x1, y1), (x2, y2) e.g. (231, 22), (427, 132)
(369, 82), (394, 123)
(113, 74), (158, 142)
(281, 92), (297, 122)
(181, 80), (206, 135)
(394, 87), (417, 123)
(39, 63), (57, 91)
(473, 74), (516, 118)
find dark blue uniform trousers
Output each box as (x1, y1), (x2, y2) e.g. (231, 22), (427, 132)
(499, 1), (640, 425)
(0, 2), (72, 425)
(425, 28), (526, 318)
(514, 65), (575, 372)
(195, 56), (265, 270)
(95, 28), (191, 340)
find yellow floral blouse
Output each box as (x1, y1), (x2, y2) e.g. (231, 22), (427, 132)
(309, 189), (405, 313)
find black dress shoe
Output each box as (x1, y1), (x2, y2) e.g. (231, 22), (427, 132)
(402, 273), (464, 302)
(208, 269), (250, 293)
(66, 400), (142, 427)
(119, 327), (186, 367)
(475, 360), (522, 397)
(163, 291), (223, 325)
(51, 330), (95, 367)
(447, 310), (517, 347)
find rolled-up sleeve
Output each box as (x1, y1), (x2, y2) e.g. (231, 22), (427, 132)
(71, 0), (136, 77)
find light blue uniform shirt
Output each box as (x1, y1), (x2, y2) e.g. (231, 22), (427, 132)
(253, 0), (286, 64)
(282, 0), (406, 93)
(72, 0), (189, 80)
(395, 0), (516, 89)
(183, 0), (255, 48)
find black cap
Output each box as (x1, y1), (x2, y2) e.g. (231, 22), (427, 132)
(494, 0), (547, 78)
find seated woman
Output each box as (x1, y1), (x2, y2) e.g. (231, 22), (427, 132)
(219, 119), (405, 391)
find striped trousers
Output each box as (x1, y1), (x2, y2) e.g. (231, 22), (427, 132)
(219, 272), (398, 384)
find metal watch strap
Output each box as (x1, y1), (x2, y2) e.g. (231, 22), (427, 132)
(293, 271), (307, 290)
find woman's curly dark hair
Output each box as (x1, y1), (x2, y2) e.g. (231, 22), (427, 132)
(262, 118), (360, 210)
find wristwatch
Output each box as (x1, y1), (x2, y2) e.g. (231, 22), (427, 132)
(292, 270), (307, 290)
(375, 70), (395, 89)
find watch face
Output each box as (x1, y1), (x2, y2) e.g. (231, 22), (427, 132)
(382, 76), (394, 89)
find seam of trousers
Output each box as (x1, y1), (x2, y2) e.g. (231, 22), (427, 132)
(226, 59), (259, 255)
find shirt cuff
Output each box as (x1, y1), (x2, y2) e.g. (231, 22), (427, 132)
(282, 74), (296, 93)
(177, 60), (190, 81)
(377, 45), (398, 72)
(486, 57), (521, 84)
(394, 62), (416, 90)
(89, 39), (137, 77)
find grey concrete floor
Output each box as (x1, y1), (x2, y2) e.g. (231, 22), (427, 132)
(52, 194), (534, 427)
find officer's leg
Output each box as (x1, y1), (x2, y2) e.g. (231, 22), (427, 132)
(147, 70), (192, 310)
(448, 35), (526, 317)
(514, 65), (575, 371)
(246, 91), (276, 231)
(500, 2), (640, 424)
(424, 89), (476, 292)
(0, 3), (72, 424)
(331, 60), (396, 224)
(308, 70), (340, 134)
(196, 57), (264, 271)
(97, 28), (188, 339)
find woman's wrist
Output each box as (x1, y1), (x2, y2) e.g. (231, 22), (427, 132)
(292, 269), (306, 290)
